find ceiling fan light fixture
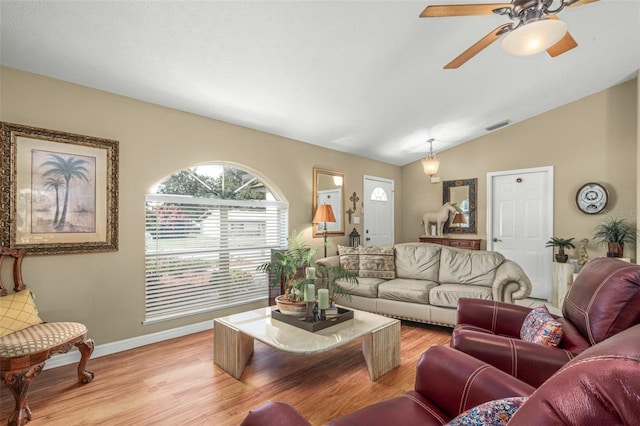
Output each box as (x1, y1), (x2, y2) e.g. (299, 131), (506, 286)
(501, 18), (568, 56)
(422, 138), (440, 176)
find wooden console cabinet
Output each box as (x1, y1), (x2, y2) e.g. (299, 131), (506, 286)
(419, 237), (482, 251)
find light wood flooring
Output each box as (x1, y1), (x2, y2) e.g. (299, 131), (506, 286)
(1, 321), (451, 426)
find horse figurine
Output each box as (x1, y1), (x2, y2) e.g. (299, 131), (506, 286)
(422, 202), (458, 236)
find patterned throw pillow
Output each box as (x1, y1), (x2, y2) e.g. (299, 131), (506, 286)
(0, 290), (43, 337)
(446, 397), (527, 426)
(520, 305), (563, 347)
(338, 245), (360, 275)
(358, 245), (395, 279)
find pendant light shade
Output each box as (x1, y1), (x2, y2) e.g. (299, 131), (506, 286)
(501, 19), (568, 56)
(422, 138), (440, 176)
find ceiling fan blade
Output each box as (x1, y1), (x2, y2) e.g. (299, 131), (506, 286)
(444, 23), (512, 69)
(565, 0), (600, 8)
(545, 14), (578, 57)
(547, 31), (578, 57)
(420, 3), (510, 18)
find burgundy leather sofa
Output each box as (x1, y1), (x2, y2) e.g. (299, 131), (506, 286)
(450, 257), (640, 386)
(241, 323), (640, 425)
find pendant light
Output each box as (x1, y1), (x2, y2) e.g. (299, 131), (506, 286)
(422, 138), (440, 176)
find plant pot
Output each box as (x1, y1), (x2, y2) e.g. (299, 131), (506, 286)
(555, 254), (569, 263)
(275, 295), (307, 317)
(608, 242), (624, 258)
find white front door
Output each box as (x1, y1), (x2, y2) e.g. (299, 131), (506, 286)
(363, 176), (394, 246)
(487, 167), (553, 301)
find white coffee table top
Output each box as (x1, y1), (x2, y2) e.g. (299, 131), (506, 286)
(214, 306), (398, 355)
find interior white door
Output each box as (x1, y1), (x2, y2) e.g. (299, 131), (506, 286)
(487, 167), (553, 301)
(363, 176), (394, 246)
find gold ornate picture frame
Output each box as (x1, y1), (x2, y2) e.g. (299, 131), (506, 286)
(1, 122), (119, 255)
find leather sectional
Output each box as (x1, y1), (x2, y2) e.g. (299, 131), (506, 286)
(316, 242), (532, 327)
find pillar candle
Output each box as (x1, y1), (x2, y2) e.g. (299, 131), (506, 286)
(304, 284), (315, 302)
(305, 267), (316, 280)
(317, 288), (330, 310)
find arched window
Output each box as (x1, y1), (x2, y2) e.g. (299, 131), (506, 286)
(144, 164), (288, 324)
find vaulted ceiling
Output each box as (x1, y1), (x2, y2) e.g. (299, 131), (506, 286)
(1, 0), (638, 166)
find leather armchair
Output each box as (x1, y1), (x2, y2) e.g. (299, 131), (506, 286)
(451, 257), (640, 386)
(241, 324), (640, 425)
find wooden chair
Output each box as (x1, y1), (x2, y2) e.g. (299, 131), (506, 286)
(0, 247), (94, 426)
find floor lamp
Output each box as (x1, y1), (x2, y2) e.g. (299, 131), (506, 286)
(313, 204), (337, 258)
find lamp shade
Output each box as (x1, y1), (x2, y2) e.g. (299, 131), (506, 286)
(452, 212), (466, 225)
(422, 155), (440, 176)
(313, 204), (337, 224)
(501, 19), (568, 56)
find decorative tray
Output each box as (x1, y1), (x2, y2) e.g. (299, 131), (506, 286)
(271, 307), (354, 332)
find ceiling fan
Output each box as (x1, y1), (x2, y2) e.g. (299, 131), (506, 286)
(420, 0), (599, 69)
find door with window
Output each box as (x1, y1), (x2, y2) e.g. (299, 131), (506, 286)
(363, 176), (394, 246)
(487, 167), (553, 300)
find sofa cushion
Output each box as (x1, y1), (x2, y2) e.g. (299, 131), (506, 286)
(562, 258), (640, 345)
(359, 245), (395, 279)
(439, 247), (504, 287)
(430, 284), (492, 308)
(394, 243), (441, 281)
(520, 305), (563, 347)
(337, 277), (385, 298)
(447, 397), (527, 426)
(338, 245), (360, 275)
(378, 279), (439, 304)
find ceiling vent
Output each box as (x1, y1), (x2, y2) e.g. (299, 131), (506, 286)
(486, 120), (511, 132)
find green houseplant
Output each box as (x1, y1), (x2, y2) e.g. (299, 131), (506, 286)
(593, 217), (637, 258)
(257, 230), (319, 304)
(257, 230), (357, 316)
(545, 237), (575, 263)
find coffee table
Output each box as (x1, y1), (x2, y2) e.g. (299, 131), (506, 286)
(213, 306), (400, 381)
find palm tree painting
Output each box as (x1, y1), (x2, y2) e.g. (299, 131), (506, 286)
(32, 150), (96, 233)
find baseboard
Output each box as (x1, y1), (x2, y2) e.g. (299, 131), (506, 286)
(45, 320), (214, 370)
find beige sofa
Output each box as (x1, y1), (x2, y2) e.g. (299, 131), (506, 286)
(316, 242), (532, 327)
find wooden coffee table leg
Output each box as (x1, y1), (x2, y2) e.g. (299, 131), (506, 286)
(213, 319), (254, 379)
(361, 319), (400, 381)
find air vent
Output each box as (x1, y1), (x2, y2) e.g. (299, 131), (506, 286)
(486, 120), (510, 132)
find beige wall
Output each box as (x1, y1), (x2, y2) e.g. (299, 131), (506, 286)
(0, 66), (401, 344)
(2, 65), (638, 346)
(401, 77), (639, 263)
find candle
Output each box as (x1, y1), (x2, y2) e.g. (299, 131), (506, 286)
(304, 284), (315, 302)
(305, 267), (316, 280)
(317, 288), (330, 310)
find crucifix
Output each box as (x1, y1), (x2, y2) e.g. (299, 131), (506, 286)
(346, 192), (359, 224)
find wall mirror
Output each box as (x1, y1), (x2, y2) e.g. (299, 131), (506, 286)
(313, 167), (345, 237)
(443, 178), (477, 234)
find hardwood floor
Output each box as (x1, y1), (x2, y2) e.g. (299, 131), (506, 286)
(1, 321), (451, 426)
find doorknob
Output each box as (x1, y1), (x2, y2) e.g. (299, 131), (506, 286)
(493, 238), (502, 242)
(366, 237), (371, 241)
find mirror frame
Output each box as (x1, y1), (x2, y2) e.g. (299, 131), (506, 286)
(443, 178), (477, 234)
(312, 167), (345, 237)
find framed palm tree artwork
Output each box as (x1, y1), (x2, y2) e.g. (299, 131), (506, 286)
(1, 122), (118, 254)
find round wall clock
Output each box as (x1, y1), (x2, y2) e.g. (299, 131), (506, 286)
(576, 183), (609, 214)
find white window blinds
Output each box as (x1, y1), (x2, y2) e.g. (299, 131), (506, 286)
(144, 194), (288, 324)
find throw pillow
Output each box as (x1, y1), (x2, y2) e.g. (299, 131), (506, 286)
(358, 245), (395, 279)
(520, 305), (563, 347)
(446, 397), (527, 426)
(338, 245), (359, 275)
(0, 290), (43, 337)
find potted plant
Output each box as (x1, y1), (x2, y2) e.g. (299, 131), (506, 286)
(545, 237), (575, 263)
(593, 217), (637, 258)
(257, 230), (320, 316)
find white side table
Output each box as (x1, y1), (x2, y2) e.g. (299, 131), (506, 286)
(552, 262), (575, 308)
